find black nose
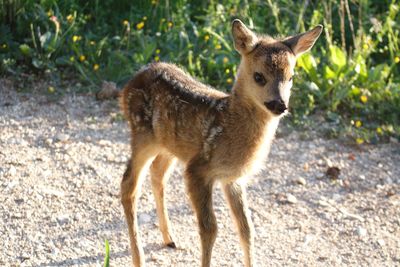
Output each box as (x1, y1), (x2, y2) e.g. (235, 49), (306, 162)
(264, 99), (287, 115)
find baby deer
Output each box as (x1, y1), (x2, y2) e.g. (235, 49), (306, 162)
(119, 19), (322, 266)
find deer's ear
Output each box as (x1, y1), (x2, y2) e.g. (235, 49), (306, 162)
(232, 19), (258, 54)
(283, 25), (323, 57)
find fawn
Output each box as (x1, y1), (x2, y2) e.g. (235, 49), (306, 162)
(119, 19), (322, 267)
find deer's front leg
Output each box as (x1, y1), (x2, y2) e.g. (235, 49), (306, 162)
(185, 161), (217, 267)
(223, 182), (255, 267)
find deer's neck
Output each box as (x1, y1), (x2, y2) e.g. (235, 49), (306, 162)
(221, 84), (280, 175)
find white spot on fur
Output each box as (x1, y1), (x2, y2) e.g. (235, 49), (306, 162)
(152, 108), (161, 129)
(209, 99), (217, 108)
(203, 125), (223, 159)
(127, 92), (133, 101)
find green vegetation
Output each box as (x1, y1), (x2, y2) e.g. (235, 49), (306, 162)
(1, 0), (399, 142)
(103, 239), (110, 267)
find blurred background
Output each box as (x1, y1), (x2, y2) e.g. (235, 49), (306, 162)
(0, 0), (399, 142)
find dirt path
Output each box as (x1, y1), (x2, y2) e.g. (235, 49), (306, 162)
(1, 85), (399, 267)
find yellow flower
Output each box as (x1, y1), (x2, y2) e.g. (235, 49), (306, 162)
(93, 64), (99, 71)
(123, 20), (129, 26)
(362, 43), (369, 50)
(356, 138), (364, 145)
(156, 49), (161, 54)
(151, 0), (157, 4)
(395, 56), (400, 63)
(204, 35), (210, 41)
(376, 127), (383, 135)
(143, 16), (147, 21)
(47, 10), (53, 17)
(223, 57), (229, 64)
(215, 44), (222, 50)
(90, 41), (96, 45)
(69, 56), (75, 62)
(226, 78), (233, 84)
(66, 14), (73, 23)
(167, 21), (173, 28)
(154, 56), (160, 62)
(136, 21), (145, 30)
(360, 95), (368, 103)
(72, 35), (81, 42)
(48, 86), (55, 93)
(225, 68), (230, 74)
(355, 120), (362, 128)
(79, 55), (86, 62)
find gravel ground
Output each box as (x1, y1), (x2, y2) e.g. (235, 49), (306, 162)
(1, 83), (399, 267)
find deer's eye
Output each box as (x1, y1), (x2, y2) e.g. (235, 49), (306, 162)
(253, 72), (266, 86)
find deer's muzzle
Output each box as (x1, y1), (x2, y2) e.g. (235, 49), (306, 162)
(264, 99), (287, 115)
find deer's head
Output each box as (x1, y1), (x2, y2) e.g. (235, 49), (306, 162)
(231, 19), (322, 116)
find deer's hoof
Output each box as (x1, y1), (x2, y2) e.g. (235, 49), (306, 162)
(166, 242), (176, 249)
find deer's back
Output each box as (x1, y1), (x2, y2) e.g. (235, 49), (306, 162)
(120, 63), (229, 162)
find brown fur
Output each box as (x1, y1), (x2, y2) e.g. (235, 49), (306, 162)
(119, 19), (322, 267)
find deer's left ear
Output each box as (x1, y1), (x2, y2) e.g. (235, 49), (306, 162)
(283, 25), (323, 57)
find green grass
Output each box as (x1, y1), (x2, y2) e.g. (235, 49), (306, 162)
(0, 0), (399, 143)
(103, 239), (110, 267)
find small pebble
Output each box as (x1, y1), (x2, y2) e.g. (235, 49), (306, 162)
(7, 179), (19, 189)
(295, 177), (307, 186)
(386, 189), (396, 197)
(55, 133), (69, 142)
(8, 166), (17, 177)
(303, 234), (313, 245)
(98, 139), (111, 146)
(286, 194), (298, 204)
(41, 187), (65, 197)
(342, 179), (350, 188)
(377, 239), (385, 246)
(318, 199), (330, 207)
(57, 214), (70, 225)
(45, 138), (53, 145)
(355, 226), (367, 237)
(303, 162), (309, 171)
(74, 213), (83, 221)
(325, 158), (333, 167)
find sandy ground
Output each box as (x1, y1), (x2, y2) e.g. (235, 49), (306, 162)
(1, 84), (399, 267)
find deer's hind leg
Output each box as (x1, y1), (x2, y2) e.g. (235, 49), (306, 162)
(121, 134), (158, 267)
(149, 153), (177, 248)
